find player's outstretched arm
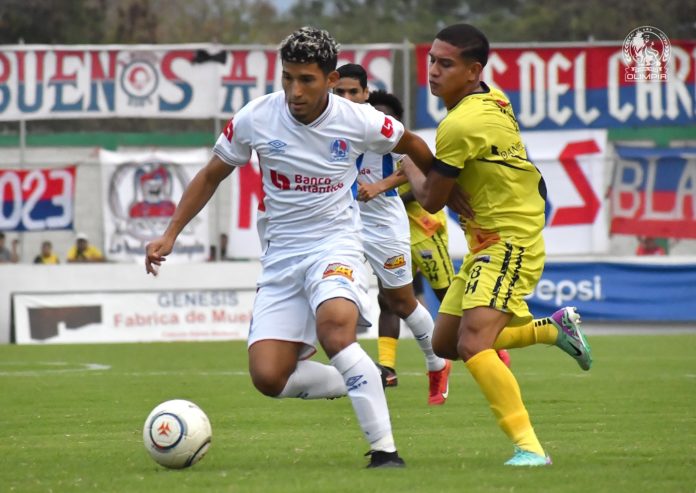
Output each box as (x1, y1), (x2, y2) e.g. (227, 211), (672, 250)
(145, 155), (233, 276)
(357, 168), (408, 202)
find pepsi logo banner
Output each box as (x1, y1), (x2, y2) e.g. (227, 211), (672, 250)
(0, 44), (396, 121)
(424, 259), (696, 322)
(100, 149), (210, 263)
(415, 41), (696, 130)
(610, 146), (696, 239)
(0, 165), (75, 231)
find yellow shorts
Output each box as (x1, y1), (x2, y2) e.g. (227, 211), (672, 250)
(439, 237), (545, 326)
(411, 227), (455, 291)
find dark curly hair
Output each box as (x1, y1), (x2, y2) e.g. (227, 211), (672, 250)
(279, 26), (340, 74)
(367, 90), (404, 121)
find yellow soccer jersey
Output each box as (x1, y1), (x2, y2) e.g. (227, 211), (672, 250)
(397, 166), (448, 244)
(435, 82), (546, 253)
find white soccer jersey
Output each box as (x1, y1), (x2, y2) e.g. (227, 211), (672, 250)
(214, 91), (404, 255)
(357, 151), (410, 242)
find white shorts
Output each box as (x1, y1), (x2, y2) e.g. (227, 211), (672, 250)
(248, 240), (371, 358)
(363, 230), (413, 289)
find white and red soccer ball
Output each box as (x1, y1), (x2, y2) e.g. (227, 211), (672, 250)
(143, 399), (212, 469)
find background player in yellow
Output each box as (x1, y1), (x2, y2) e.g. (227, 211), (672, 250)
(335, 67), (452, 406)
(401, 23), (593, 466)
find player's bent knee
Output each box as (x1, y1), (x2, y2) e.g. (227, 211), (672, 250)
(456, 337), (483, 362)
(432, 336), (458, 360)
(249, 369), (289, 397)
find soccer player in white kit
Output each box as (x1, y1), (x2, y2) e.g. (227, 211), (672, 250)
(145, 27), (438, 468)
(335, 64), (452, 406)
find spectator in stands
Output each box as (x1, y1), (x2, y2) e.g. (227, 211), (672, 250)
(208, 245), (217, 262)
(0, 233), (19, 263)
(34, 241), (59, 264)
(219, 233), (229, 260)
(635, 236), (667, 256)
(67, 233), (105, 263)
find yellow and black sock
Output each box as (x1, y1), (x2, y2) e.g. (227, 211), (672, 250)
(494, 317), (558, 350)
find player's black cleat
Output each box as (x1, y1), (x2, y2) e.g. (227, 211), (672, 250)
(365, 450), (406, 468)
(374, 363), (398, 388)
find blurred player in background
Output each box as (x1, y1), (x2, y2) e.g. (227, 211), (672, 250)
(145, 27), (440, 468)
(351, 87), (511, 387)
(402, 23), (593, 467)
(335, 64), (451, 406)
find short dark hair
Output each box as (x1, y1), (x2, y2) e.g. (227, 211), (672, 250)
(435, 23), (489, 67)
(337, 63), (368, 89)
(279, 26), (339, 74)
(0, 232), (4, 240)
(367, 90), (404, 121)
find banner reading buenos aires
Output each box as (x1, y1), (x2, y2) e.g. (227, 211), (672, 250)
(0, 44), (396, 121)
(415, 41), (696, 130)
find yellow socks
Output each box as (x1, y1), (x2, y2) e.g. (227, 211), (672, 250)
(494, 317), (558, 350)
(378, 336), (398, 369)
(466, 349), (544, 456)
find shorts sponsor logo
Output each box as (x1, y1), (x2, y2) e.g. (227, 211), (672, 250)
(384, 254), (406, 269)
(322, 262), (354, 281)
(474, 255), (491, 263)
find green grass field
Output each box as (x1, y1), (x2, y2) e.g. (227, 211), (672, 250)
(1, 335), (695, 493)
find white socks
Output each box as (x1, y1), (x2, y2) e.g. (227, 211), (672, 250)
(278, 360), (346, 399)
(404, 303), (446, 372)
(331, 342), (396, 452)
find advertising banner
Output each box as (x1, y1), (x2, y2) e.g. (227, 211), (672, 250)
(13, 289), (255, 344)
(415, 41), (696, 130)
(0, 165), (76, 232)
(0, 44), (396, 121)
(610, 146), (696, 239)
(423, 260), (696, 322)
(100, 149), (210, 263)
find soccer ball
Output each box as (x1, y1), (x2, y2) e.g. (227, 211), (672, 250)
(143, 399), (212, 469)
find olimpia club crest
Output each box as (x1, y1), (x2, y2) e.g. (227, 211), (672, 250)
(623, 26), (671, 82)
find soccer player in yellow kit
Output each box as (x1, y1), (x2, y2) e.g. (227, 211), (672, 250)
(402, 23), (593, 466)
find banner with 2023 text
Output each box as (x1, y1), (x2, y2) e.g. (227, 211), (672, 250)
(100, 149), (210, 263)
(0, 165), (76, 232)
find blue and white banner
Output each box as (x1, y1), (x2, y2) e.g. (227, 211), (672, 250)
(425, 259), (696, 322)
